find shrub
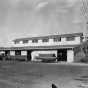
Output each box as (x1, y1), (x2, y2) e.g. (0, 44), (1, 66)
(80, 57), (88, 63)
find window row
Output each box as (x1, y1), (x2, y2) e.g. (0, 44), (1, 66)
(14, 36), (75, 44)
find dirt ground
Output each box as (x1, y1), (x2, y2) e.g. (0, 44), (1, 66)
(0, 61), (88, 88)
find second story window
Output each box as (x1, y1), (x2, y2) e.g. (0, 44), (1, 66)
(14, 41), (20, 44)
(23, 40), (28, 44)
(53, 37), (61, 42)
(66, 36), (75, 41)
(42, 38), (49, 42)
(32, 39), (38, 43)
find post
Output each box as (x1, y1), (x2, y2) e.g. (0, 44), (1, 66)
(10, 51), (15, 56)
(67, 49), (74, 63)
(21, 51), (27, 61)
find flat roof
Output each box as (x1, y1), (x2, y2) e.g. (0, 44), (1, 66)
(13, 33), (83, 42)
(0, 44), (80, 51)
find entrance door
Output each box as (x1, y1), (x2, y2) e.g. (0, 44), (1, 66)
(57, 49), (67, 61)
(27, 50), (32, 61)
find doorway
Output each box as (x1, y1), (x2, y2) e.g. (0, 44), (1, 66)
(57, 49), (67, 62)
(27, 50), (32, 61)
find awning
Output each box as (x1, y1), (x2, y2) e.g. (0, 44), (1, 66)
(0, 44), (80, 51)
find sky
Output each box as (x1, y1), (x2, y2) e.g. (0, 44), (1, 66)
(0, 0), (87, 46)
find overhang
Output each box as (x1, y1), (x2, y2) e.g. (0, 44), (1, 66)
(0, 44), (80, 51)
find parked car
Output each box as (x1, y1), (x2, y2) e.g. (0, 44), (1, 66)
(36, 54), (57, 63)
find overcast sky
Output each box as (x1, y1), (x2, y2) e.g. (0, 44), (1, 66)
(0, 0), (87, 46)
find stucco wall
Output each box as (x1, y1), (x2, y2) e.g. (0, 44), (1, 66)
(21, 51), (27, 55)
(12, 36), (81, 47)
(63, 37), (81, 45)
(10, 51), (15, 56)
(67, 50), (74, 62)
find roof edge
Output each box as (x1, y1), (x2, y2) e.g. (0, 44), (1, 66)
(13, 32), (83, 42)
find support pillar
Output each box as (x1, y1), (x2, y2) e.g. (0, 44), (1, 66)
(21, 51), (27, 55)
(67, 49), (74, 62)
(10, 51), (15, 56)
(21, 51), (27, 61)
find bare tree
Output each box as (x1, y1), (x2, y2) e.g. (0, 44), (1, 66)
(80, 0), (88, 35)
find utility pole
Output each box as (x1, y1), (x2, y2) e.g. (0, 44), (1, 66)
(80, 0), (88, 40)
(86, 21), (88, 38)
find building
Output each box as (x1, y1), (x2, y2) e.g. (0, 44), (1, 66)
(0, 32), (85, 62)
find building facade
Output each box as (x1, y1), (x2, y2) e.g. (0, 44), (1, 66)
(12, 33), (83, 47)
(0, 32), (85, 62)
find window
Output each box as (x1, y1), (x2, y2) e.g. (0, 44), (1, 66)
(66, 36), (75, 41)
(23, 40), (28, 44)
(15, 50), (21, 55)
(32, 39), (38, 43)
(5, 51), (10, 56)
(53, 37), (61, 42)
(14, 41), (20, 44)
(42, 38), (49, 42)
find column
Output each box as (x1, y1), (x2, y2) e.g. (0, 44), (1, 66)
(21, 51), (27, 56)
(21, 51), (27, 61)
(10, 51), (15, 56)
(67, 49), (74, 62)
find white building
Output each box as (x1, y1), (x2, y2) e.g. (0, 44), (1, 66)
(12, 33), (83, 47)
(0, 32), (86, 62)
